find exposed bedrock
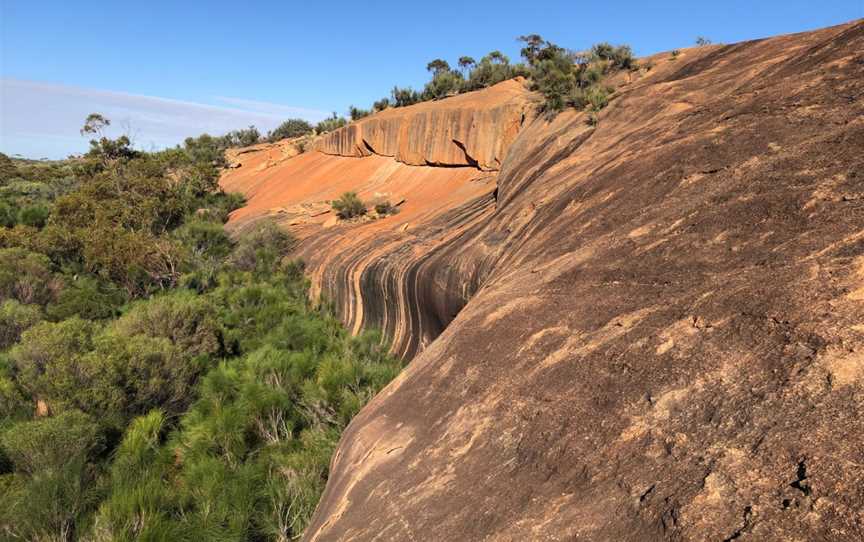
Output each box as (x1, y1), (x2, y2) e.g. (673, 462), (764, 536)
(314, 78), (533, 171)
(224, 20), (864, 541)
(301, 21), (864, 541)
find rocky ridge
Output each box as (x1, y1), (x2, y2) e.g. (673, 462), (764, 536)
(222, 20), (864, 541)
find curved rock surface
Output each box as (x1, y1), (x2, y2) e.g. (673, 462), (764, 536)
(223, 20), (864, 541)
(315, 78), (533, 170)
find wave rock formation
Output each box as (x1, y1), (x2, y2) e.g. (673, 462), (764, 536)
(222, 21), (864, 541)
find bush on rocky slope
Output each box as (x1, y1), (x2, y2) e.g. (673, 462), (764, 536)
(331, 191), (367, 219)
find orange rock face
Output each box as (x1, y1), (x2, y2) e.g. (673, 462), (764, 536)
(223, 20), (864, 542)
(314, 78), (534, 170)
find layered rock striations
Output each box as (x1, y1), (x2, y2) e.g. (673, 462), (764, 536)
(222, 79), (535, 355)
(223, 20), (864, 541)
(314, 78), (532, 170)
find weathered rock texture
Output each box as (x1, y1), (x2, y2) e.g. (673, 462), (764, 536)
(223, 20), (864, 541)
(314, 78), (533, 170)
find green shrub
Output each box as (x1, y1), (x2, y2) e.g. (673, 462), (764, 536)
(0, 300), (42, 350)
(181, 133), (229, 168)
(528, 38), (631, 117)
(671, 49), (681, 59)
(12, 317), (204, 423)
(267, 119), (313, 142)
(372, 98), (390, 112)
(590, 43), (636, 70)
(348, 105), (371, 121)
(0, 201), (16, 228)
(229, 219), (295, 273)
(47, 275), (126, 321)
(0, 247), (58, 306)
(90, 410), (184, 542)
(10, 318), (97, 410)
(331, 192), (367, 220)
(463, 51), (518, 91)
(113, 291), (223, 359)
(0, 356), (30, 420)
(532, 54), (578, 112)
(17, 204), (49, 228)
(423, 70), (465, 100)
(0, 410), (105, 541)
(0, 153), (17, 185)
(391, 86), (421, 107)
(174, 219), (233, 262)
(0, 114), (407, 542)
(216, 126), (261, 149)
(315, 113), (348, 134)
(374, 201), (398, 216)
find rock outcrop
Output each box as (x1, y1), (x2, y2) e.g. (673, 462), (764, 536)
(314, 78), (533, 170)
(222, 20), (864, 541)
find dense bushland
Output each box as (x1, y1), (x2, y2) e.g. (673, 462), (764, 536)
(0, 118), (401, 541)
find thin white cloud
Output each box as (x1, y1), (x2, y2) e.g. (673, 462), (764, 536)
(0, 79), (330, 159)
(213, 96), (332, 119)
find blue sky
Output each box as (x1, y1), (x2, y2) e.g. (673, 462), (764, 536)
(1, 0), (862, 159)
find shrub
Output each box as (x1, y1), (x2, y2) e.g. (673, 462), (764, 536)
(229, 219), (295, 273)
(174, 219), (233, 262)
(0, 300), (42, 349)
(0, 354), (30, 420)
(463, 52), (517, 91)
(671, 49), (681, 59)
(0, 201), (16, 227)
(696, 36), (712, 46)
(391, 86), (421, 108)
(315, 113), (348, 134)
(331, 192), (367, 220)
(17, 204), (49, 228)
(181, 133), (229, 168)
(374, 201), (398, 216)
(90, 410), (185, 541)
(532, 53), (578, 112)
(372, 98), (390, 112)
(112, 291), (223, 359)
(423, 70), (465, 100)
(348, 105), (371, 121)
(0, 153), (17, 185)
(528, 39), (632, 117)
(10, 317), (98, 412)
(11, 317), (203, 423)
(46, 275), (126, 321)
(0, 410), (104, 541)
(267, 119), (313, 142)
(1, 409), (103, 476)
(223, 126), (262, 148)
(0, 247), (58, 306)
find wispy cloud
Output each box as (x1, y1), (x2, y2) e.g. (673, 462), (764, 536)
(0, 79), (330, 159)
(213, 96), (332, 119)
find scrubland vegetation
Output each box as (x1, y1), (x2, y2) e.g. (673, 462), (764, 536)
(0, 118), (401, 541)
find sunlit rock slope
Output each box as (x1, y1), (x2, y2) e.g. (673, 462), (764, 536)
(222, 20), (864, 541)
